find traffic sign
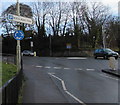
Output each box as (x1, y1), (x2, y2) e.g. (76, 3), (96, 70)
(14, 30), (24, 40)
(66, 43), (72, 49)
(8, 14), (33, 24)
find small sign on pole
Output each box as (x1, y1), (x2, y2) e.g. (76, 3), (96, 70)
(66, 43), (72, 49)
(14, 30), (24, 40)
(8, 14), (33, 24)
(31, 41), (33, 47)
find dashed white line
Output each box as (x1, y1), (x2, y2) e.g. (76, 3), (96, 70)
(48, 73), (86, 104)
(63, 68), (70, 70)
(44, 66), (51, 69)
(48, 72), (55, 75)
(36, 66), (43, 68)
(67, 57), (87, 60)
(86, 69), (95, 71)
(53, 67), (62, 69)
(75, 68), (83, 71)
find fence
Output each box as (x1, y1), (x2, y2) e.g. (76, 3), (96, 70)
(2, 69), (23, 104)
(2, 54), (16, 65)
(1, 54), (23, 104)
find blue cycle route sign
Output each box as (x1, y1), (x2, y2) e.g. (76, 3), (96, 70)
(14, 30), (24, 40)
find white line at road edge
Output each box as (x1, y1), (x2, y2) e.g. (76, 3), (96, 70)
(100, 74), (118, 81)
(67, 57), (87, 60)
(48, 73), (86, 105)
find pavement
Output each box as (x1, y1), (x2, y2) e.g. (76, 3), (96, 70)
(102, 69), (120, 77)
(22, 64), (69, 103)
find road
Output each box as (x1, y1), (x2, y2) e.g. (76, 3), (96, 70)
(22, 57), (120, 104)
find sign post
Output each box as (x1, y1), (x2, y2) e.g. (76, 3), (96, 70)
(7, 0), (33, 72)
(30, 41), (33, 51)
(14, 30), (24, 40)
(8, 14), (33, 24)
(16, 0), (21, 72)
(66, 43), (72, 56)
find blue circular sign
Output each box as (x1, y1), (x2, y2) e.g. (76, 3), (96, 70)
(14, 30), (24, 40)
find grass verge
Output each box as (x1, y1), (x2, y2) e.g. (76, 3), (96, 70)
(2, 62), (17, 86)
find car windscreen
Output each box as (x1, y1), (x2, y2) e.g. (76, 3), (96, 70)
(104, 49), (113, 53)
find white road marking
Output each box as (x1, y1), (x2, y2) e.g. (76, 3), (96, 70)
(86, 69), (95, 71)
(100, 74), (118, 81)
(44, 66), (51, 69)
(36, 66), (43, 68)
(65, 91), (86, 105)
(48, 73), (86, 104)
(61, 81), (67, 91)
(67, 57), (87, 60)
(75, 68), (83, 71)
(53, 67), (62, 69)
(55, 58), (60, 59)
(49, 73), (62, 81)
(48, 72), (55, 75)
(63, 68), (70, 70)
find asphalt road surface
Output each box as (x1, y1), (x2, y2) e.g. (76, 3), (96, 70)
(22, 56), (120, 104)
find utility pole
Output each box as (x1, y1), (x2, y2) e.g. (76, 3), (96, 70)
(16, 0), (21, 71)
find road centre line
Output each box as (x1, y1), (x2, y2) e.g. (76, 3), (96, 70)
(48, 73), (86, 104)
(36, 66), (43, 68)
(86, 69), (95, 71)
(36, 66), (95, 72)
(53, 67), (62, 69)
(44, 66), (51, 69)
(67, 57), (87, 60)
(63, 68), (70, 70)
(65, 91), (86, 105)
(61, 80), (67, 91)
(100, 74), (118, 81)
(48, 73), (62, 81)
(75, 68), (83, 70)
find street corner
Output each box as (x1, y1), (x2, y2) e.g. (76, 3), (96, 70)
(102, 69), (120, 78)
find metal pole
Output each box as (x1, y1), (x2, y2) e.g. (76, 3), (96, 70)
(16, 0), (21, 71)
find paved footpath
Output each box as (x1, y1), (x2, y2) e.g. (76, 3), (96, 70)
(22, 64), (68, 103)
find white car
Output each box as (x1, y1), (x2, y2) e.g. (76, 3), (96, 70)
(22, 50), (34, 56)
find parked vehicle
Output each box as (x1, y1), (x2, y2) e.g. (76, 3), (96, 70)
(94, 48), (119, 59)
(22, 50), (34, 56)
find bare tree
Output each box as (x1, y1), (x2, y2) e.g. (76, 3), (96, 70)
(82, 2), (111, 48)
(70, 1), (86, 48)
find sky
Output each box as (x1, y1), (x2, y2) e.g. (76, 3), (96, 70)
(0, 0), (120, 35)
(0, 0), (120, 15)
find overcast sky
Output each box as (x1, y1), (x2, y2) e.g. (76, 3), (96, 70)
(0, 0), (119, 16)
(0, 0), (119, 35)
